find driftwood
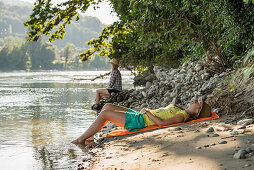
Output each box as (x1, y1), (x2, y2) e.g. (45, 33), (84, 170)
(72, 71), (111, 81)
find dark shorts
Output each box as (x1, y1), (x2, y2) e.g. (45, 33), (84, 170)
(107, 88), (120, 94)
(124, 109), (146, 132)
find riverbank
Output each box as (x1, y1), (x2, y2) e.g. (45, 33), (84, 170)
(93, 116), (254, 170)
(76, 58), (254, 170)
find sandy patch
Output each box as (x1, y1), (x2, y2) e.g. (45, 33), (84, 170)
(91, 116), (254, 170)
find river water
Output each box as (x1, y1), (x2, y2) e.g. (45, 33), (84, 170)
(0, 71), (134, 170)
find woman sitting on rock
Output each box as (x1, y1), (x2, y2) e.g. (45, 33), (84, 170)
(72, 98), (211, 145)
(95, 58), (122, 104)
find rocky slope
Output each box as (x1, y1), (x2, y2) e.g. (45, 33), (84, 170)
(92, 58), (253, 115)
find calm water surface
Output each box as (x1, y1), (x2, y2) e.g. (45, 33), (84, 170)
(0, 71), (133, 170)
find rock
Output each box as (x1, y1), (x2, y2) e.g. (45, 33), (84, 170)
(141, 103), (148, 108)
(195, 64), (202, 72)
(230, 131), (239, 135)
(231, 120), (237, 125)
(238, 126), (246, 129)
(238, 129), (245, 134)
(146, 81), (152, 89)
(176, 74), (185, 79)
(245, 164), (251, 167)
(212, 108), (221, 115)
(240, 111), (248, 117)
(233, 150), (246, 159)
(141, 91), (147, 98)
(203, 145), (209, 148)
(174, 127), (182, 131)
(196, 147), (202, 149)
(235, 92), (243, 97)
(85, 145), (93, 149)
(163, 97), (171, 104)
(245, 148), (252, 153)
(237, 119), (253, 126)
(224, 128), (232, 131)
(128, 97), (134, 103)
(206, 127), (214, 133)
(212, 133), (219, 137)
(171, 97), (180, 104)
(219, 141), (228, 144)
(210, 143), (216, 146)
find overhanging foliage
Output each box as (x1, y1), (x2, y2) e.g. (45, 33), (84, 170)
(25, 0), (254, 72)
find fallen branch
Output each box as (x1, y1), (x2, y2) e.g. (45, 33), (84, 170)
(72, 71), (111, 81)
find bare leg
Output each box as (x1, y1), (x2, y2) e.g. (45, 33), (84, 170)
(96, 88), (110, 103)
(101, 103), (128, 112)
(71, 109), (126, 145)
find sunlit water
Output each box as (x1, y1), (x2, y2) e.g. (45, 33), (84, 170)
(0, 71), (134, 170)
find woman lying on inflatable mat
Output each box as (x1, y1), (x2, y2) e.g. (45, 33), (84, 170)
(72, 97), (211, 145)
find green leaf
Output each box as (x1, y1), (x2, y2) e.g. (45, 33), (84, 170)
(244, 65), (253, 79)
(229, 83), (235, 92)
(224, 74), (236, 81)
(224, 77), (232, 81)
(243, 55), (250, 64)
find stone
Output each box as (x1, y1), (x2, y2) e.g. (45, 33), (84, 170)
(238, 126), (246, 129)
(245, 148), (252, 153)
(206, 127), (214, 133)
(224, 128), (232, 131)
(212, 108), (221, 115)
(146, 81), (152, 89)
(219, 141), (228, 144)
(171, 97), (180, 104)
(237, 119), (254, 126)
(141, 91), (147, 98)
(196, 147), (202, 149)
(230, 131), (239, 135)
(212, 133), (219, 137)
(128, 97), (134, 103)
(245, 164), (251, 167)
(203, 145), (209, 148)
(195, 64), (202, 72)
(174, 127), (182, 131)
(233, 150), (246, 159)
(163, 97), (171, 104)
(238, 129), (245, 134)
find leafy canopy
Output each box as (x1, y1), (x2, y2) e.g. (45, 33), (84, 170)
(25, 0), (254, 71)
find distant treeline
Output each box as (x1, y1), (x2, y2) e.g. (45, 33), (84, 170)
(0, 36), (110, 71)
(0, 1), (110, 71)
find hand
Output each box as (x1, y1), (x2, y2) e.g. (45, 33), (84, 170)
(140, 108), (150, 113)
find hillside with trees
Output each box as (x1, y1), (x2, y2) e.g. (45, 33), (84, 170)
(0, 0), (105, 49)
(0, 0), (110, 71)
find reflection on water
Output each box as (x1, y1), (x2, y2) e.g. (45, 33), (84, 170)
(0, 71), (133, 170)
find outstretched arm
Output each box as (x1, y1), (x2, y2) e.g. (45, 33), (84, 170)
(144, 110), (184, 127)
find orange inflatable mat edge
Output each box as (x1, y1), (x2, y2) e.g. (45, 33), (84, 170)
(106, 112), (219, 137)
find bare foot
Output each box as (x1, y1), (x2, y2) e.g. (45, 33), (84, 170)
(71, 139), (82, 145)
(85, 140), (95, 146)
